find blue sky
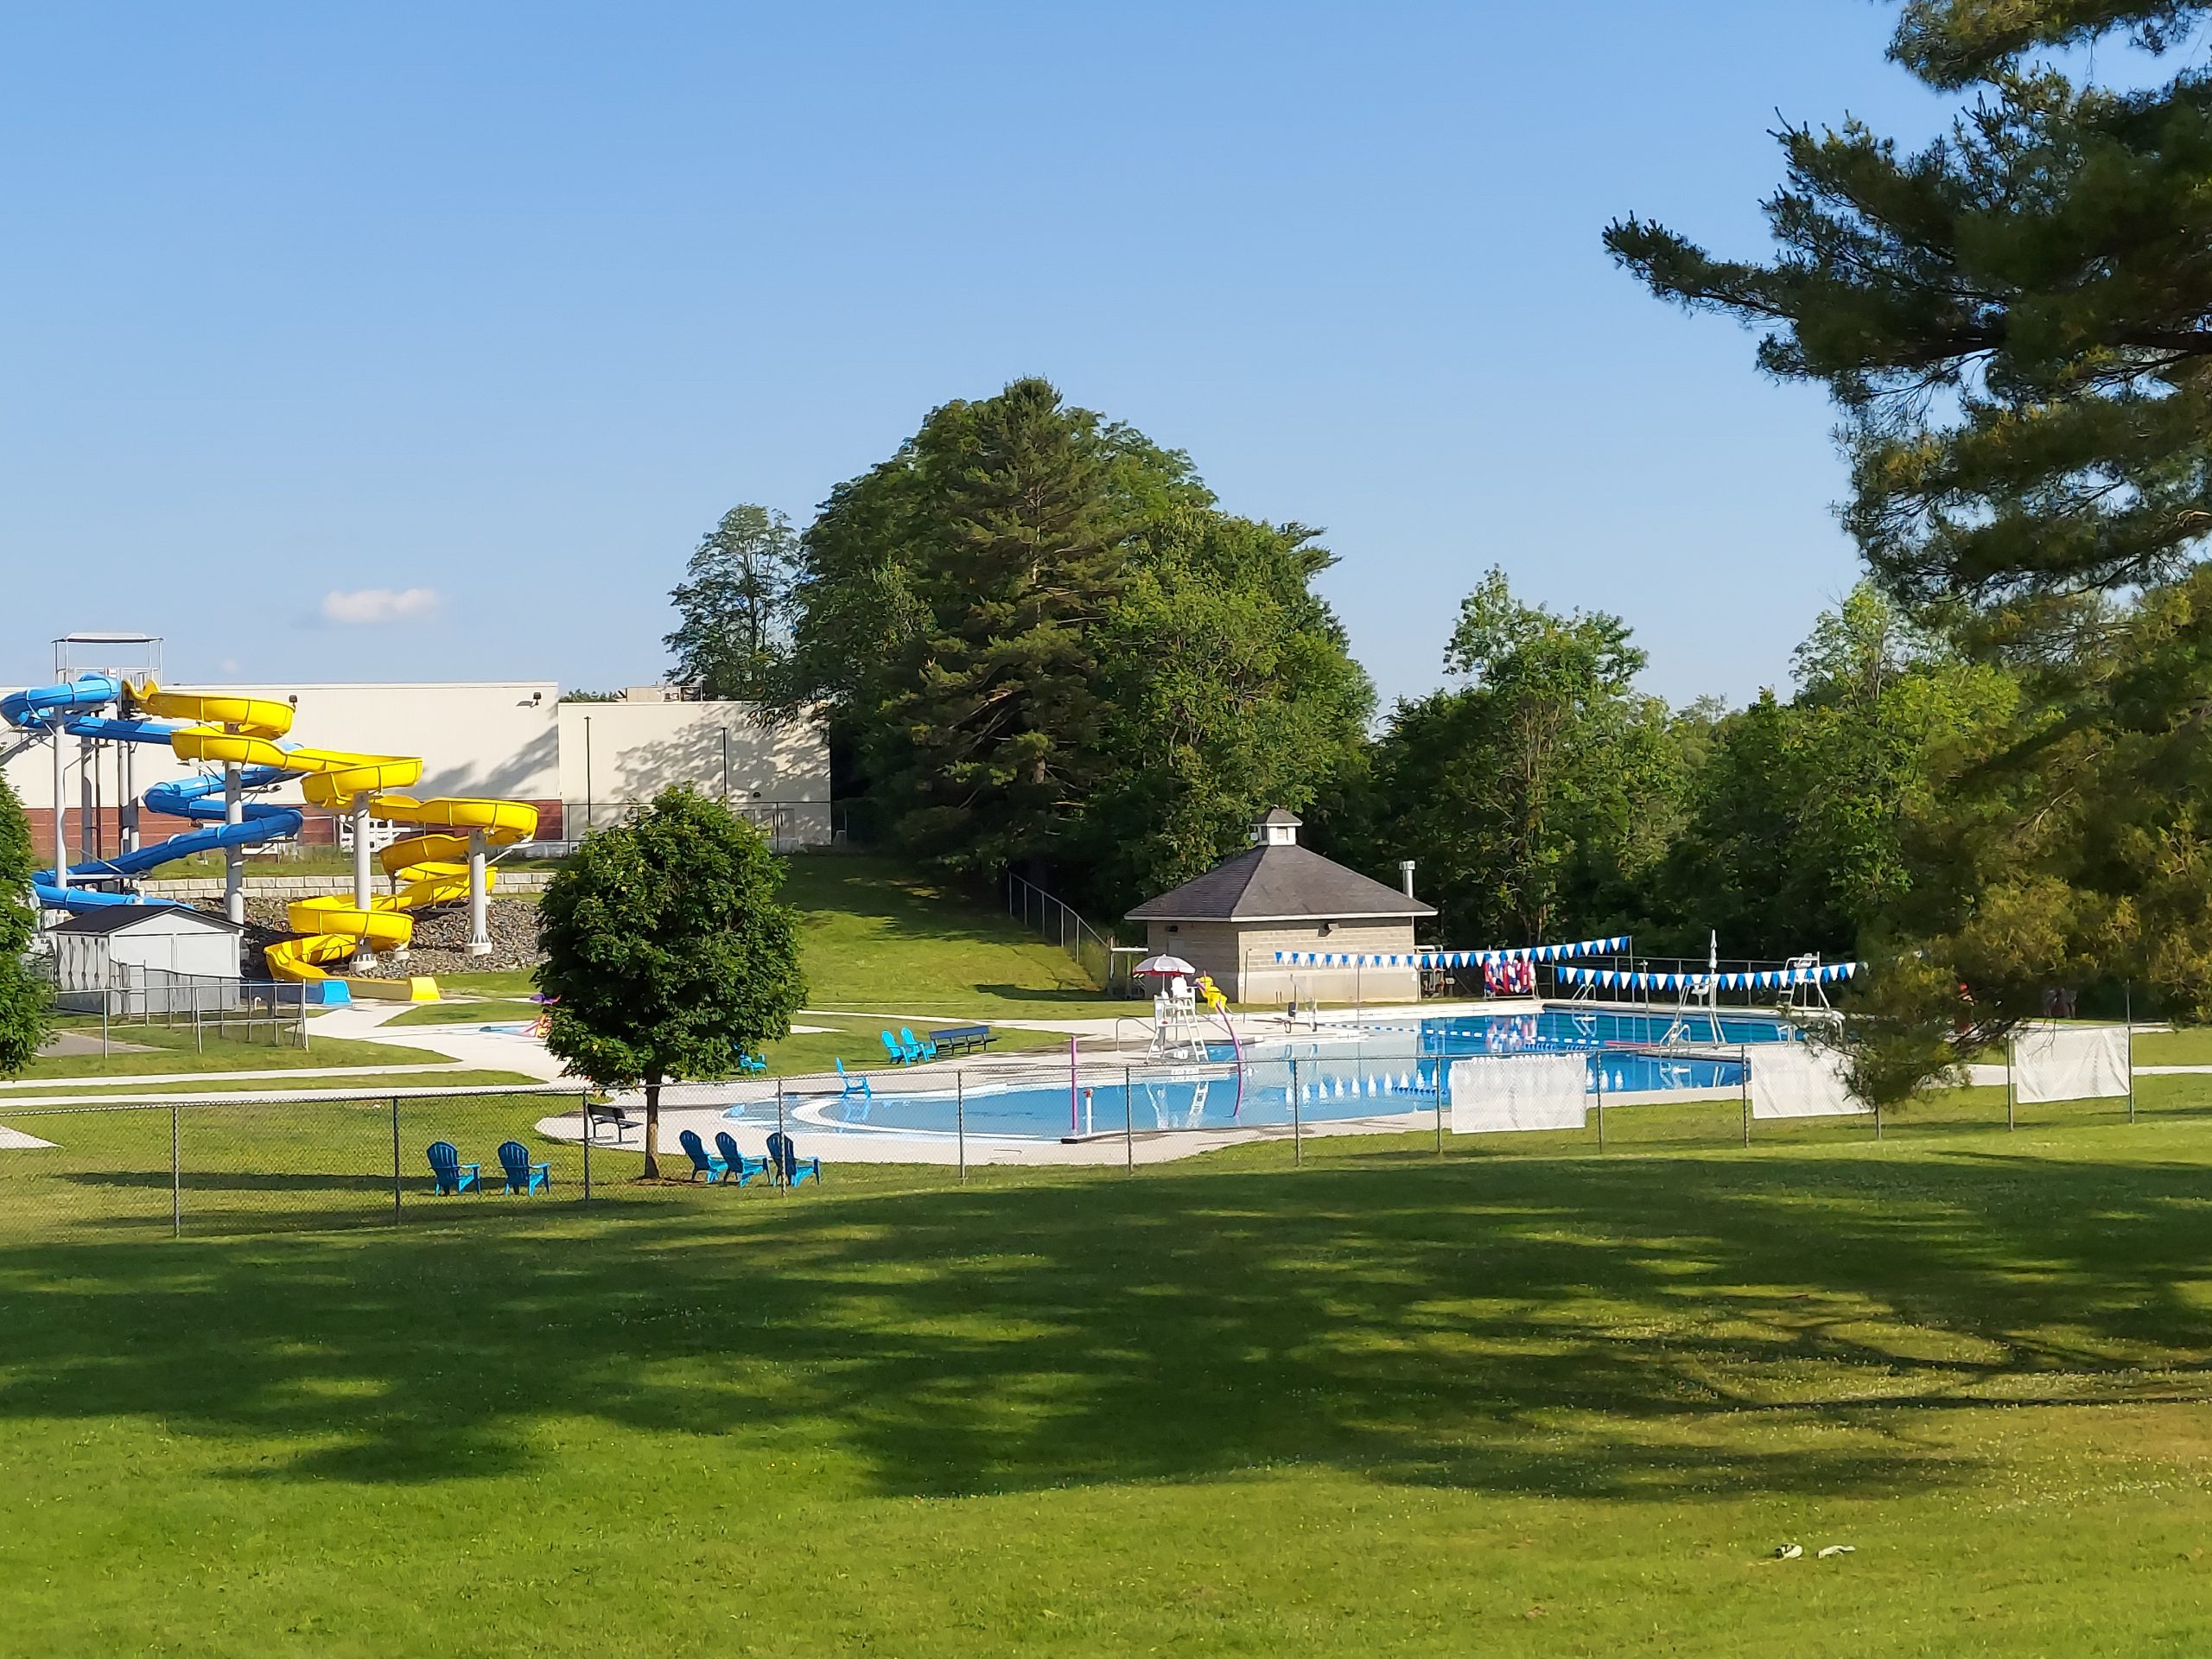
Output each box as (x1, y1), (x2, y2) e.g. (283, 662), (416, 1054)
(0, 3), (1957, 709)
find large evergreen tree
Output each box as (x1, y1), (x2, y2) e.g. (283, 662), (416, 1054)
(881, 378), (1135, 868)
(1606, 3), (2212, 624)
(1605, 0), (2212, 1071)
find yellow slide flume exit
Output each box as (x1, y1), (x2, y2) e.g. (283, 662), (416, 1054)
(129, 681), (539, 989)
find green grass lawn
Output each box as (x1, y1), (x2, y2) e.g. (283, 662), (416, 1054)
(18, 1023), (465, 1082)
(779, 854), (1138, 1021)
(6, 1102), (2212, 1653)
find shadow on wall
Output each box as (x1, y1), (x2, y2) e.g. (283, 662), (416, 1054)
(418, 723), (561, 805)
(2, 1147), (2206, 1498)
(565, 706), (827, 842)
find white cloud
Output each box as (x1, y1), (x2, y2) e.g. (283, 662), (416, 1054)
(320, 587), (442, 626)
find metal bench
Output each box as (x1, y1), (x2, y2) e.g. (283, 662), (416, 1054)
(584, 1102), (638, 1144)
(926, 1024), (996, 1055)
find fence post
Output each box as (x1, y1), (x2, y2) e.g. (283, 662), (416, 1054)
(956, 1071), (967, 1186)
(171, 1103), (181, 1237)
(391, 1096), (403, 1223)
(582, 1090), (592, 1201)
(102, 993), (110, 1057)
(775, 1081), (786, 1193)
(2005, 1038), (2017, 1131)
(1740, 1049), (1751, 1147)
(1292, 1054), (1302, 1168)
(193, 982), (202, 1053)
(2126, 982), (2136, 1125)
(1123, 1065), (1134, 1174)
(1434, 1058), (1445, 1159)
(1595, 1064), (1606, 1154)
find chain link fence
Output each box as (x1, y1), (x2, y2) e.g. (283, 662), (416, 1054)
(44, 961), (314, 1054)
(1, 1033), (2196, 1242)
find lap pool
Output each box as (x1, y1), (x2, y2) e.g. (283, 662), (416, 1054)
(724, 1007), (1806, 1142)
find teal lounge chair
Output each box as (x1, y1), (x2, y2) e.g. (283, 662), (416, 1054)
(880, 1029), (912, 1065)
(497, 1140), (550, 1195)
(766, 1130), (820, 1188)
(899, 1027), (938, 1061)
(427, 1141), (480, 1195)
(713, 1132), (768, 1185)
(836, 1057), (872, 1098)
(737, 1052), (768, 1076)
(678, 1128), (729, 1184)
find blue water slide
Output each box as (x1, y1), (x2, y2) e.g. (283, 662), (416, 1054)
(3, 676), (308, 911)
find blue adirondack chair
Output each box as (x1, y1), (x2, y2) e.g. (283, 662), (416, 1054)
(880, 1029), (912, 1065)
(713, 1131), (768, 1185)
(766, 1130), (821, 1188)
(497, 1140), (550, 1195)
(899, 1027), (938, 1062)
(678, 1128), (729, 1183)
(836, 1057), (872, 1098)
(737, 1052), (768, 1076)
(427, 1141), (480, 1195)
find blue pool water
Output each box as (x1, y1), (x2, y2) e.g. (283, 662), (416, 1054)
(724, 1007), (1803, 1141)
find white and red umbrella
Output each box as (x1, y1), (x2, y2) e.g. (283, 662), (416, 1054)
(1133, 954), (1197, 977)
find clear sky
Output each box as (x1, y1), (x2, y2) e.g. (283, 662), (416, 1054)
(0, 2), (1957, 711)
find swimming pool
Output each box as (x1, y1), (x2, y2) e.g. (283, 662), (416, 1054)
(722, 1007), (1804, 1141)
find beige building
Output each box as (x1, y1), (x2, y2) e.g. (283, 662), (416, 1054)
(1125, 810), (1435, 1005)
(558, 694), (830, 848)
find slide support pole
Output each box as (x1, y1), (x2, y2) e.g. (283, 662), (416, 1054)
(119, 739), (137, 858)
(465, 829), (492, 956)
(350, 793), (375, 969)
(49, 722), (69, 903)
(223, 756), (244, 927)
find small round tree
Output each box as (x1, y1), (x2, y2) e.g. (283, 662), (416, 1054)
(0, 772), (54, 1077)
(536, 787), (806, 1178)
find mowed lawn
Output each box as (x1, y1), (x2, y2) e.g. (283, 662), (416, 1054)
(7, 1118), (2212, 1655)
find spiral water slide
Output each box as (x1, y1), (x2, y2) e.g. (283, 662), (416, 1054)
(127, 682), (539, 983)
(1, 674), (537, 991)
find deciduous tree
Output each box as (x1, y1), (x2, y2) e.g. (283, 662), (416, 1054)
(0, 774), (52, 1077)
(536, 789), (805, 1178)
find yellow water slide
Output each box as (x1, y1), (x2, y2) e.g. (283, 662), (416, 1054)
(129, 681), (539, 991)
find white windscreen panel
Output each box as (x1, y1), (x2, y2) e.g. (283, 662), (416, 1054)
(1750, 1043), (1868, 1119)
(2013, 1024), (2131, 1103)
(1449, 1052), (1589, 1135)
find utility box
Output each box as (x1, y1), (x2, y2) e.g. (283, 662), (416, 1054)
(50, 906), (244, 1014)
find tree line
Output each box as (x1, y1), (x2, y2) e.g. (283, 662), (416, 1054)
(663, 375), (2188, 1030)
(661, 0), (2212, 1097)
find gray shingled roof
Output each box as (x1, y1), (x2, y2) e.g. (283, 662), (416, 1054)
(1126, 843), (1435, 923)
(53, 905), (241, 935)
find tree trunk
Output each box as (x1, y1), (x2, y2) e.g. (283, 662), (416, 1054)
(642, 1077), (662, 1179)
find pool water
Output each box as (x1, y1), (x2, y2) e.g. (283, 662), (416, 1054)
(724, 1007), (1803, 1141)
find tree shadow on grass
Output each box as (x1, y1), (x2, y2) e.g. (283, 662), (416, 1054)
(0, 1146), (2208, 1507)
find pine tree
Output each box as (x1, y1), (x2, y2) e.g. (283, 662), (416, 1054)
(1605, 5), (2212, 620)
(878, 378), (1155, 870)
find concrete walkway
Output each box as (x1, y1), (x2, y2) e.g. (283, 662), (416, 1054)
(0, 1060), (468, 1093)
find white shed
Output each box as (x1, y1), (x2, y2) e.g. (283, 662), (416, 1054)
(51, 906), (244, 1014)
